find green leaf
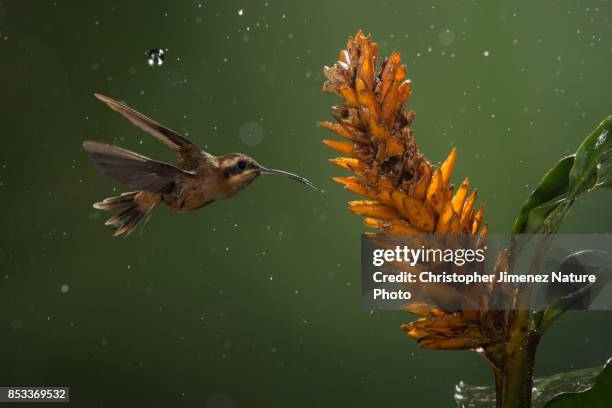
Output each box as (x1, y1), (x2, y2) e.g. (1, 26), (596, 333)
(568, 115), (612, 197)
(512, 115), (612, 235)
(595, 151), (612, 189)
(512, 155), (574, 234)
(455, 361), (607, 408)
(537, 250), (612, 333)
(544, 357), (612, 408)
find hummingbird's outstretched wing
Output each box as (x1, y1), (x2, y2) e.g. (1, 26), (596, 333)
(94, 93), (211, 171)
(83, 140), (194, 193)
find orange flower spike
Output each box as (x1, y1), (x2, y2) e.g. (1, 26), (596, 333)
(452, 178), (470, 213)
(440, 147), (457, 186)
(322, 139), (355, 156)
(349, 200), (399, 220)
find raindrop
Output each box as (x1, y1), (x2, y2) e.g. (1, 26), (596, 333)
(239, 122), (264, 146)
(438, 30), (455, 46)
(146, 49), (165, 67)
(238, 9), (244, 16)
(60, 284), (70, 293)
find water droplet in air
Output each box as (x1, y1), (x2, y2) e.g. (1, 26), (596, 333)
(60, 284), (70, 293)
(146, 49), (165, 66)
(239, 122), (264, 146)
(438, 30), (455, 46)
(238, 9), (244, 16)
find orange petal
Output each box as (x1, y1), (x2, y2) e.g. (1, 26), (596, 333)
(338, 50), (351, 65)
(386, 138), (405, 157)
(364, 217), (419, 235)
(471, 205), (485, 235)
(358, 43), (375, 90)
(323, 139), (354, 156)
(452, 178), (470, 213)
(349, 200), (398, 220)
(460, 189), (477, 229)
(339, 84), (358, 106)
(441, 147), (457, 186)
(332, 176), (369, 197)
(398, 79), (412, 104)
(329, 157), (367, 173)
(435, 201), (455, 233)
(391, 192), (435, 232)
(426, 168), (446, 214)
(356, 77), (379, 118)
(378, 52), (401, 102)
(320, 121), (360, 141)
(413, 162), (432, 201)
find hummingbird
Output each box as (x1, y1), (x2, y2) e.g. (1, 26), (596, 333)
(84, 94), (316, 237)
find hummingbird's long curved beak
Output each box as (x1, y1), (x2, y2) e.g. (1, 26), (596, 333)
(260, 167), (318, 190)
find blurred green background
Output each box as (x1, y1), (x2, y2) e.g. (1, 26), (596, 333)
(1, 0), (611, 406)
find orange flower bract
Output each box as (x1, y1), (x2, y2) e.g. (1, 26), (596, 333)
(321, 31), (504, 353)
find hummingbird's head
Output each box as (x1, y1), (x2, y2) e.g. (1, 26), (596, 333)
(219, 153), (317, 193)
(219, 153), (261, 192)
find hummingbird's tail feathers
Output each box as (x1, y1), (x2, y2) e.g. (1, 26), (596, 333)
(83, 140), (193, 193)
(94, 191), (160, 237)
(93, 191), (139, 210)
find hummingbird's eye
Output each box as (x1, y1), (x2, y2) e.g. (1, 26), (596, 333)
(237, 160), (247, 170)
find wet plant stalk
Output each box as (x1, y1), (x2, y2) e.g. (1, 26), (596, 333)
(498, 313), (539, 408)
